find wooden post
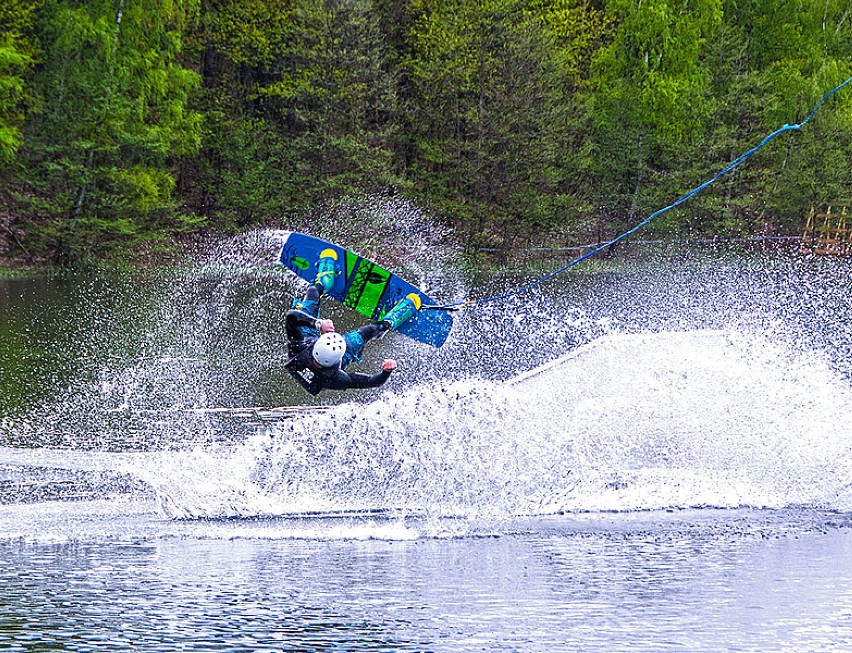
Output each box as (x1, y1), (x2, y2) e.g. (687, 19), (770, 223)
(799, 206), (816, 254)
(800, 205), (852, 256)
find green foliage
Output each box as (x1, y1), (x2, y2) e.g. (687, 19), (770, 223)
(0, 0), (39, 164)
(405, 0), (598, 246)
(581, 0), (852, 241)
(1, 0), (851, 264)
(532, 0), (613, 85)
(585, 0), (724, 232)
(13, 0), (202, 263)
(192, 0), (401, 226)
(696, 0), (852, 236)
(592, 0), (722, 142)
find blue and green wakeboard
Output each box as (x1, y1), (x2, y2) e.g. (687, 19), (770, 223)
(279, 232), (452, 347)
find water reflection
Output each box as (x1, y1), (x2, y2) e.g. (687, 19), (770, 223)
(2, 511), (851, 652)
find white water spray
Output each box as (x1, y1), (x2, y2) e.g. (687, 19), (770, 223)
(135, 329), (852, 520)
(4, 220), (852, 532)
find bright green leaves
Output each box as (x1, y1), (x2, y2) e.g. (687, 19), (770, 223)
(593, 0), (723, 143)
(532, 0), (613, 84)
(1, 0), (851, 262)
(722, 0), (852, 231)
(0, 37), (30, 162)
(583, 0), (851, 240)
(199, 0), (399, 218)
(19, 0), (202, 261)
(0, 0), (39, 163)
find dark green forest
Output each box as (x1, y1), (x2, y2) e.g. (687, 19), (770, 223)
(1, 0), (850, 265)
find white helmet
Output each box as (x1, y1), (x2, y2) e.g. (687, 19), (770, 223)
(312, 332), (346, 367)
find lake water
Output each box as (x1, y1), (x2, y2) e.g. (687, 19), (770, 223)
(2, 230), (852, 651)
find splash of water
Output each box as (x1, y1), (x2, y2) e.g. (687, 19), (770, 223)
(133, 329), (852, 521)
(187, 195), (466, 301)
(5, 198), (468, 448)
(4, 221), (852, 533)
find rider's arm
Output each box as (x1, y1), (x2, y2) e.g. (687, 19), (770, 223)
(324, 368), (393, 391)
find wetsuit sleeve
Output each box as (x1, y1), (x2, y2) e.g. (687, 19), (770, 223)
(286, 309), (319, 342)
(323, 368), (392, 391)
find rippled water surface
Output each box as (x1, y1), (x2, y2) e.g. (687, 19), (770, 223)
(3, 508), (852, 652)
(2, 227), (852, 651)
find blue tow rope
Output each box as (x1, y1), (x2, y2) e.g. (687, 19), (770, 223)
(426, 75), (852, 312)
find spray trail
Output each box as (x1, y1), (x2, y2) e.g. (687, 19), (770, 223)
(134, 329), (852, 520)
(5, 226), (852, 529)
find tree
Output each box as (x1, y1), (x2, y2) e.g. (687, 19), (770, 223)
(753, 0), (851, 231)
(189, 0), (401, 227)
(702, 0), (852, 235)
(3, 0), (850, 262)
(585, 0), (723, 238)
(17, 0), (203, 263)
(405, 0), (602, 247)
(0, 0), (38, 164)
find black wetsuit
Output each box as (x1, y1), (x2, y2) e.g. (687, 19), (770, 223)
(285, 301), (391, 396)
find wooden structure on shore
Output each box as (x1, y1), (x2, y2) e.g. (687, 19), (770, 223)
(799, 205), (851, 256)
